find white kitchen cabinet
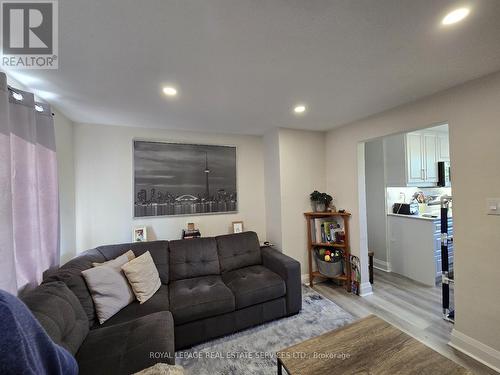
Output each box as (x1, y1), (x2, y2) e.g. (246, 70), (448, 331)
(384, 133), (407, 187)
(423, 133), (438, 183)
(384, 130), (447, 187)
(406, 132), (426, 185)
(388, 214), (453, 286)
(437, 134), (450, 162)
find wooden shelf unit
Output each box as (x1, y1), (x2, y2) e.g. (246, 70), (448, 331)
(305, 211), (352, 291)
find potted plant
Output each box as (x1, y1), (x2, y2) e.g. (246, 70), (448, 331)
(310, 191), (333, 212)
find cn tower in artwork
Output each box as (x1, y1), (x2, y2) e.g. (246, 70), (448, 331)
(204, 151), (210, 199)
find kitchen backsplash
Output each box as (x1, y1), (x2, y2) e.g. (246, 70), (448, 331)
(386, 186), (452, 214)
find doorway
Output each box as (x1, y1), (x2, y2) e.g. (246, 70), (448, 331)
(364, 123), (453, 315)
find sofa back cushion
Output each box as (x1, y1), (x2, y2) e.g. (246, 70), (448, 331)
(22, 281), (89, 355)
(169, 238), (220, 281)
(43, 248), (106, 327)
(95, 241), (169, 284)
(215, 232), (262, 273)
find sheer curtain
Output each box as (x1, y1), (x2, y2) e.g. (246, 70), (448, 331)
(0, 72), (59, 294)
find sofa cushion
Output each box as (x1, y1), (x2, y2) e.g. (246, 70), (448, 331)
(169, 238), (220, 281)
(95, 241), (169, 284)
(222, 265), (286, 309)
(1, 289), (79, 375)
(44, 248), (107, 327)
(59, 248), (107, 271)
(215, 232), (262, 273)
(22, 281), (89, 355)
(169, 276), (235, 325)
(43, 268), (97, 327)
(92, 250), (135, 267)
(76, 311), (175, 375)
(98, 285), (169, 328)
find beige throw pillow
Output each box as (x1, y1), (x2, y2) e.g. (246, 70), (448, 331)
(121, 251), (161, 304)
(82, 251), (136, 324)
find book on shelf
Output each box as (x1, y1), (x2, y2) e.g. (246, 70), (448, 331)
(311, 218), (344, 244)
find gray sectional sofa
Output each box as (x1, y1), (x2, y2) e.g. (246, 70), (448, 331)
(22, 231), (301, 375)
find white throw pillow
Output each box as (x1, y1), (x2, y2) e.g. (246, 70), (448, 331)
(121, 251), (161, 304)
(82, 251), (136, 324)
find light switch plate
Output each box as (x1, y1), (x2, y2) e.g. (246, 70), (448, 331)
(487, 198), (500, 215)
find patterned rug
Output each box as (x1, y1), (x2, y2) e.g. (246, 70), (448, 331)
(176, 285), (354, 375)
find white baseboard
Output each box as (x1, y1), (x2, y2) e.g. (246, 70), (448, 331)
(302, 273), (340, 286)
(359, 281), (373, 296)
(449, 329), (500, 373)
(304, 273), (373, 296)
(373, 258), (391, 272)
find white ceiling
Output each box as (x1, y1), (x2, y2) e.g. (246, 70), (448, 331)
(6, 0), (500, 135)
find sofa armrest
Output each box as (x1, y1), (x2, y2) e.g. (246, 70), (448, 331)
(261, 247), (301, 315)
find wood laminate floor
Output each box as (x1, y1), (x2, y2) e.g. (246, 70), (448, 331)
(313, 270), (498, 375)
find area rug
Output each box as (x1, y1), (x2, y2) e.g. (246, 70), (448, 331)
(176, 285), (354, 375)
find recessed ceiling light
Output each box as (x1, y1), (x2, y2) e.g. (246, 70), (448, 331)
(12, 92), (23, 101)
(162, 86), (178, 97)
(442, 7), (470, 25)
(35, 104), (44, 112)
(294, 105), (306, 114)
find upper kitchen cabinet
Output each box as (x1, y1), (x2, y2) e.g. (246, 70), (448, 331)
(437, 133), (450, 162)
(384, 133), (407, 187)
(383, 128), (449, 187)
(422, 132), (438, 183)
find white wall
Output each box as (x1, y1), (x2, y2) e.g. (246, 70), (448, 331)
(263, 128), (326, 278)
(53, 109), (76, 263)
(263, 129), (283, 248)
(364, 139), (388, 265)
(326, 70), (500, 369)
(74, 123), (266, 251)
(278, 129), (325, 277)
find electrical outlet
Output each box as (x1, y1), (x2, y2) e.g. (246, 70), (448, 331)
(487, 198), (500, 215)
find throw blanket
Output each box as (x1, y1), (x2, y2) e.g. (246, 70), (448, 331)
(0, 289), (78, 375)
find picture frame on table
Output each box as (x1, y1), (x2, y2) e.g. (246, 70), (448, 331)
(232, 221), (244, 234)
(133, 226), (147, 242)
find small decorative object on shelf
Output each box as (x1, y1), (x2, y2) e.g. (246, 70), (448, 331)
(133, 226), (147, 242)
(232, 221), (244, 233)
(304, 211), (352, 291)
(309, 190), (334, 212)
(182, 223), (201, 239)
(260, 241), (274, 247)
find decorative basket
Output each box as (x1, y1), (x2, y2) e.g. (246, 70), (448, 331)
(314, 249), (343, 277)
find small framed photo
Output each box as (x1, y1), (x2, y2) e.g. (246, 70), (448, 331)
(232, 221), (244, 234)
(133, 226), (147, 242)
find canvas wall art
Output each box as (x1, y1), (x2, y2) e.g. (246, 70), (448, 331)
(134, 141), (237, 217)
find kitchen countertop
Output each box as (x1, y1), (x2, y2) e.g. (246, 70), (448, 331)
(387, 212), (452, 221)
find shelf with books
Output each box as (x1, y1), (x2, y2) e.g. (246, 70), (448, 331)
(305, 211), (351, 292)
